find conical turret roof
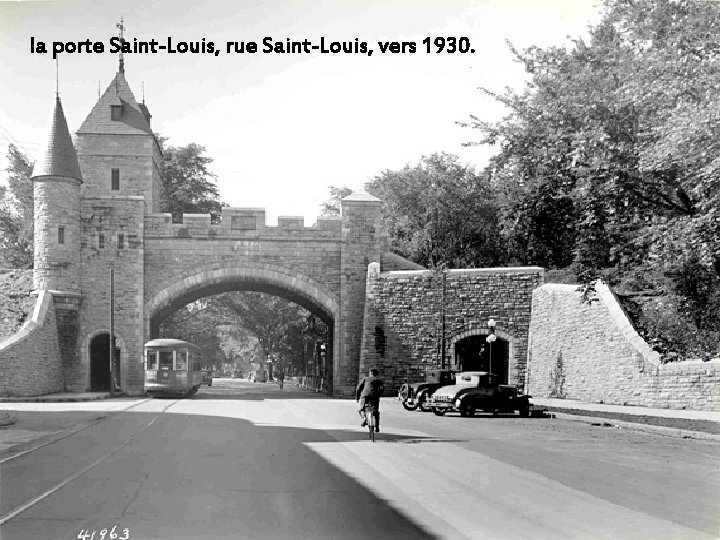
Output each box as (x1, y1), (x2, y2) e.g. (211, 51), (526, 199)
(77, 70), (152, 135)
(32, 95), (82, 181)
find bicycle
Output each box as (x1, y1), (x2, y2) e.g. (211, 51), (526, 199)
(363, 403), (377, 442)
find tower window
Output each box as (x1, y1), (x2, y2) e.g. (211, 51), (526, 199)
(111, 168), (120, 190)
(58, 226), (65, 244)
(111, 105), (123, 121)
(118, 234), (125, 249)
(99, 234), (105, 249)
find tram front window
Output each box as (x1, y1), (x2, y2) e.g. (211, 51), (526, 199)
(175, 350), (188, 371)
(159, 351), (173, 369)
(147, 351), (158, 370)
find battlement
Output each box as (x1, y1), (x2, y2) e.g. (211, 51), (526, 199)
(144, 207), (343, 237)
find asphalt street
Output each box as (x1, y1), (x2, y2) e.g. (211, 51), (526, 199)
(1, 379), (718, 540)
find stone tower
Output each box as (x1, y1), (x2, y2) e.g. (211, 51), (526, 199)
(31, 94), (85, 391)
(70, 64), (161, 394)
(32, 95), (83, 294)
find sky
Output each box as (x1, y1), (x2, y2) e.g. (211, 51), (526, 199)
(0, 0), (603, 226)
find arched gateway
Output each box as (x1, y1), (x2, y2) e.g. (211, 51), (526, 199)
(0, 65), (544, 398)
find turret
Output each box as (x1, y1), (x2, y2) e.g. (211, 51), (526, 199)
(32, 95), (83, 294)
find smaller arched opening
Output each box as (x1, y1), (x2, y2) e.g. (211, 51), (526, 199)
(450, 329), (517, 385)
(89, 333), (121, 391)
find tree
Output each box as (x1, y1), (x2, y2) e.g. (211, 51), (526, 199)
(158, 139), (224, 223)
(320, 186), (353, 216)
(0, 144), (34, 268)
(365, 153), (504, 268)
(466, 0), (720, 278)
(465, 0), (720, 358)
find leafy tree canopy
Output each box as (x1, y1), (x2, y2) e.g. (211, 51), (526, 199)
(465, 0), (720, 278)
(0, 144), (33, 268)
(157, 138), (224, 223)
(366, 152), (504, 269)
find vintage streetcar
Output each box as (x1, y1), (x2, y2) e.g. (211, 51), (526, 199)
(144, 338), (205, 398)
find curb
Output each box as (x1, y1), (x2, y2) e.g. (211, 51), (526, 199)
(551, 412), (720, 441)
(0, 393), (124, 403)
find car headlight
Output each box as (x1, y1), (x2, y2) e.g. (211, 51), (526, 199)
(455, 399), (462, 408)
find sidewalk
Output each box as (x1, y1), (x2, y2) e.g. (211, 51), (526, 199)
(530, 397), (720, 439)
(0, 392), (115, 403)
(531, 398), (720, 423)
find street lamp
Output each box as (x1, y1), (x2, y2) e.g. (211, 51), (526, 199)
(486, 318), (497, 375)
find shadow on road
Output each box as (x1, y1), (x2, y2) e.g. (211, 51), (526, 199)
(1, 407), (446, 540)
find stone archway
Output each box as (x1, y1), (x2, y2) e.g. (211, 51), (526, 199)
(144, 265), (340, 394)
(449, 328), (519, 386)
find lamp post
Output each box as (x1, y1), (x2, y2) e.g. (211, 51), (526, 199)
(320, 343), (326, 392)
(486, 318), (497, 375)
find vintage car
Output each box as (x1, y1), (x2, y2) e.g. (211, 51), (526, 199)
(397, 370), (456, 412)
(427, 371), (532, 417)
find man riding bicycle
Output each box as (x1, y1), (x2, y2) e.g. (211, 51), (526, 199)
(356, 368), (384, 432)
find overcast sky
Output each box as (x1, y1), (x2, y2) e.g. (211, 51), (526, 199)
(0, 0), (603, 225)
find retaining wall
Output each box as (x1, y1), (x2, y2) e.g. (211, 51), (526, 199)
(527, 281), (719, 411)
(0, 291), (63, 396)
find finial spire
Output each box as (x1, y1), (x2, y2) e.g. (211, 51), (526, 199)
(116, 16), (125, 73)
(55, 57), (59, 97)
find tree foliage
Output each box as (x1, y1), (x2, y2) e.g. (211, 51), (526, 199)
(465, 0), (720, 358)
(320, 186), (353, 216)
(365, 152), (504, 268)
(158, 139), (224, 223)
(0, 144), (34, 268)
(467, 0), (720, 274)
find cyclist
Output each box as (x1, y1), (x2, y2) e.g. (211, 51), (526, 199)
(356, 368), (384, 432)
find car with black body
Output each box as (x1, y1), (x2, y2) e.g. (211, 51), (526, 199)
(397, 369), (456, 412)
(427, 371), (532, 417)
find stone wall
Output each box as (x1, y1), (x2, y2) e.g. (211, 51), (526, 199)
(360, 265), (544, 395)
(78, 195), (146, 394)
(0, 291), (63, 396)
(527, 282), (719, 411)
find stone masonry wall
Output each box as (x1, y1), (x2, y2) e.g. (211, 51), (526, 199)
(0, 291), (63, 396)
(336, 198), (387, 397)
(77, 195), (146, 394)
(527, 282), (719, 411)
(360, 266), (544, 395)
(33, 177), (82, 292)
(77, 134), (162, 213)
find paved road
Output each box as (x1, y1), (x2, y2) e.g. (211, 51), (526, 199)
(1, 379), (718, 540)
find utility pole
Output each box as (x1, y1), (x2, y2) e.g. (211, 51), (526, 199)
(441, 266), (446, 370)
(109, 268), (115, 396)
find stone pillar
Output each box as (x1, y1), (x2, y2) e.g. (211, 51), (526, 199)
(335, 193), (387, 397)
(52, 294), (83, 392)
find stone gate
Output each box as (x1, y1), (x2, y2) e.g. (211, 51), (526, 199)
(0, 65), (542, 398)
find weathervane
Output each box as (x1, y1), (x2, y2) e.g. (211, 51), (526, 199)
(116, 17), (125, 73)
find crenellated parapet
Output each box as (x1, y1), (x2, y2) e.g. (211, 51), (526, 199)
(144, 208), (343, 238)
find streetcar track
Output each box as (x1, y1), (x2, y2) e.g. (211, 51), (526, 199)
(0, 398), (154, 465)
(0, 399), (178, 525)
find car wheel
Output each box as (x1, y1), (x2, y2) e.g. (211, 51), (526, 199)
(402, 400), (418, 411)
(460, 402), (476, 417)
(417, 390), (432, 412)
(518, 405), (529, 417)
(432, 407), (446, 416)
